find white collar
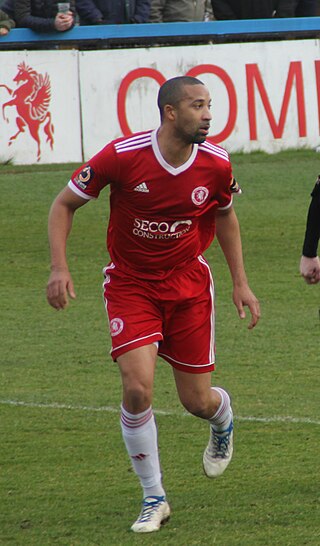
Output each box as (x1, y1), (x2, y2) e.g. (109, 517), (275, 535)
(151, 129), (198, 176)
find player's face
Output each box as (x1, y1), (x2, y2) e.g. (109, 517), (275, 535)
(173, 84), (212, 144)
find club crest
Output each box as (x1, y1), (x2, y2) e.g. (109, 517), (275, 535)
(191, 186), (209, 206)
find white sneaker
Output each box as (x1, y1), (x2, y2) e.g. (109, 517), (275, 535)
(131, 496), (170, 533)
(203, 412), (234, 478)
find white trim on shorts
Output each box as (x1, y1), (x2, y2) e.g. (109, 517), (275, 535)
(158, 351), (214, 370)
(198, 255), (215, 364)
(111, 333), (163, 355)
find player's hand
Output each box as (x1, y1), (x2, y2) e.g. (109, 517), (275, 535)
(299, 255), (320, 284)
(47, 267), (76, 310)
(233, 284), (260, 329)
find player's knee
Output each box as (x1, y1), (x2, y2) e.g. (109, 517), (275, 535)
(123, 381), (152, 413)
(181, 396), (213, 419)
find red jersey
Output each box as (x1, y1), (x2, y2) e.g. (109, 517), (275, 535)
(69, 129), (237, 280)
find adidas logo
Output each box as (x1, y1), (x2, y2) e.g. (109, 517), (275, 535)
(134, 182), (149, 193)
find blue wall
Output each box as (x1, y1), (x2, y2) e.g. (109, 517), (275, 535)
(0, 17), (320, 47)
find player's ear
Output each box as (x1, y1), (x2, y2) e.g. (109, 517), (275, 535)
(164, 104), (176, 121)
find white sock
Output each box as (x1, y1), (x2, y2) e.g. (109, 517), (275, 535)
(208, 387), (232, 432)
(120, 405), (166, 499)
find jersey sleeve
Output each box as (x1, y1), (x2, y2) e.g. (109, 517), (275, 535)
(217, 162), (241, 210)
(68, 142), (119, 199)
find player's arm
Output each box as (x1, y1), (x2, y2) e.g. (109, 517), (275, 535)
(47, 186), (88, 310)
(215, 206), (260, 329)
(300, 178), (320, 284)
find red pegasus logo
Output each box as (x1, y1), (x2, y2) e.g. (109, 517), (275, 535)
(0, 62), (54, 161)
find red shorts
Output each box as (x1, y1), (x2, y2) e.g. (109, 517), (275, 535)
(102, 256), (215, 374)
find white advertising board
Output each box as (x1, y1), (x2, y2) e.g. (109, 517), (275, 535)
(79, 40), (320, 159)
(1, 40), (319, 164)
(0, 50), (82, 164)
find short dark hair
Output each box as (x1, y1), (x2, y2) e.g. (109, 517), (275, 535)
(157, 76), (204, 120)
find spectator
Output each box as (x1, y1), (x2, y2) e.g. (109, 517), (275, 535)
(149, 0), (212, 22)
(76, 0), (151, 25)
(275, 0), (318, 16)
(0, 7), (15, 34)
(2, 0), (75, 32)
(210, 0), (274, 19)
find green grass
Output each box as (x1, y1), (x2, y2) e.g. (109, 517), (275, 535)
(1, 151), (319, 545)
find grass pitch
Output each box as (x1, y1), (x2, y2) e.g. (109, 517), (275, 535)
(0, 151), (319, 545)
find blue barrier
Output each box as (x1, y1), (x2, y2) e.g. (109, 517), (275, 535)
(0, 17), (320, 46)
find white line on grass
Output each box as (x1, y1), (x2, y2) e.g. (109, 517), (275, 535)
(0, 398), (319, 426)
